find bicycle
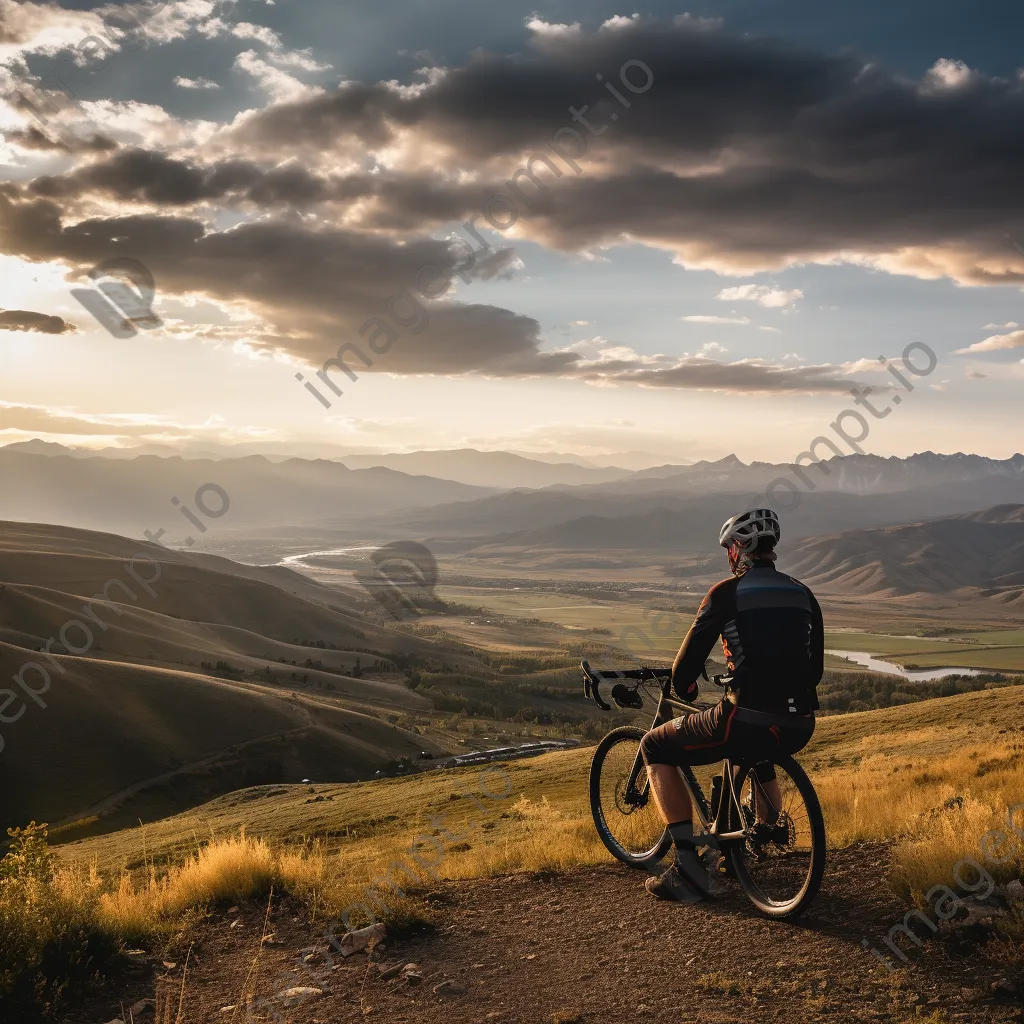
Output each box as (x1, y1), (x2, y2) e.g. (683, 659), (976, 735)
(581, 659), (825, 918)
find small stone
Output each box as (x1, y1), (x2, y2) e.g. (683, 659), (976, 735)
(378, 962), (403, 981)
(230, 918), (242, 929)
(401, 964), (424, 987)
(959, 987), (982, 1004)
(433, 980), (466, 997)
(278, 986), (323, 1008)
(161, 961), (177, 970)
(993, 978), (1019, 998)
(228, 906), (239, 913)
(129, 998), (155, 1016)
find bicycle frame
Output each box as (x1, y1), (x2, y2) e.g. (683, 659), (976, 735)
(624, 677), (766, 850)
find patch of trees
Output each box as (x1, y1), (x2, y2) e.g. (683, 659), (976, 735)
(817, 670), (1022, 714)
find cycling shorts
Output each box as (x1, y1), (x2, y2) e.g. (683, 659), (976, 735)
(639, 699), (814, 771)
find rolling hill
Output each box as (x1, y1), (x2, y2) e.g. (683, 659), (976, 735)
(0, 521), (485, 835)
(782, 503), (1024, 598)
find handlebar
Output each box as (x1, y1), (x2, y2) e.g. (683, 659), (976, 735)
(581, 660), (671, 710)
(582, 659), (731, 710)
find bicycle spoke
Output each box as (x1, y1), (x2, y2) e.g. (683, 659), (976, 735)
(596, 735), (667, 860)
(729, 758), (824, 913)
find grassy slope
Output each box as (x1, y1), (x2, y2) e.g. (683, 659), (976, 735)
(64, 684), (1024, 904)
(0, 638), (448, 835)
(0, 521), (493, 836)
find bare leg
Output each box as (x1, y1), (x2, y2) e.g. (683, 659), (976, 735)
(647, 763), (692, 823)
(755, 777), (782, 824)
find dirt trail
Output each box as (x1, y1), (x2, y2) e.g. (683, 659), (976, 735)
(67, 845), (1020, 1024)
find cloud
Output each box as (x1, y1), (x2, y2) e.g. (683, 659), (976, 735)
(207, 20), (1024, 285)
(0, 400), (183, 436)
(174, 76), (220, 90)
(234, 49), (314, 101)
(681, 314), (750, 324)
(2, 125), (117, 153)
(983, 321), (1018, 330)
(954, 329), (1024, 355)
(0, 309), (75, 333)
(232, 22), (283, 48)
(716, 285), (803, 308)
(965, 370), (987, 379)
(12, 20), (1024, 288)
(569, 354), (862, 394)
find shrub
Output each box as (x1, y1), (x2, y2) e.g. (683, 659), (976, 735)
(0, 824), (121, 1020)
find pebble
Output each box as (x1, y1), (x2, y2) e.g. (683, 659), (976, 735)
(434, 980), (467, 997)
(277, 986), (323, 1008)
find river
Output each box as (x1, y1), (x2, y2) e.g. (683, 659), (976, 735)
(825, 650), (981, 681)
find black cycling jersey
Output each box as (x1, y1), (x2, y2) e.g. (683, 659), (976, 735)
(671, 563), (824, 713)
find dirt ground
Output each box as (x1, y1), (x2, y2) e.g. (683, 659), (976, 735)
(66, 844), (1021, 1024)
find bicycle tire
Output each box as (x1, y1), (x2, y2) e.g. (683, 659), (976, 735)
(726, 754), (825, 918)
(589, 726), (672, 868)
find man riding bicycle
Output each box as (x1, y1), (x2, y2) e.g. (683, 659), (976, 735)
(640, 508), (824, 903)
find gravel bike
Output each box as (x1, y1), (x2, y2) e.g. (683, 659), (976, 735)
(582, 660), (825, 918)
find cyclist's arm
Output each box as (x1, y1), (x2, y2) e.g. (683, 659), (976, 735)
(671, 582), (728, 701)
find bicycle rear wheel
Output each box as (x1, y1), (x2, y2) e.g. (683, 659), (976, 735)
(726, 754), (825, 918)
(589, 726), (671, 868)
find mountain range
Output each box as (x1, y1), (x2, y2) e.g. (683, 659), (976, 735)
(2, 444), (1022, 551)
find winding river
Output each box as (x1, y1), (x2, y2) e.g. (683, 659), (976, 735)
(825, 650), (981, 681)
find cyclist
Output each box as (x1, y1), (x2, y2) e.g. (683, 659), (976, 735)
(639, 508), (823, 903)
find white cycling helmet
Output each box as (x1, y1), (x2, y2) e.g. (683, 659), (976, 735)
(719, 508), (781, 551)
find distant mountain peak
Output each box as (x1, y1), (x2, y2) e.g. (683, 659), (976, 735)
(1, 439), (74, 456)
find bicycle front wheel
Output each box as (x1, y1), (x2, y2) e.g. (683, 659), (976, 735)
(589, 726), (671, 868)
(726, 754), (825, 918)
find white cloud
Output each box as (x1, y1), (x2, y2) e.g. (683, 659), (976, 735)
(983, 321), (1018, 330)
(681, 314), (750, 325)
(759, 326), (781, 333)
(922, 58), (975, 91)
(174, 76), (220, 90)
(954, 329), (1024, 355)
(716, 284), (803, 308)
(525, 18), (581, 38)
(232, 22), (283, 48)
(272, 48), (332, 72)
(600, 13), (641, 31)
(698, 342), (728, 356)
(234, 49), (317, 101)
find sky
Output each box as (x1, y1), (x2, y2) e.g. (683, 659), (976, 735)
(0, 0), (1022, 466)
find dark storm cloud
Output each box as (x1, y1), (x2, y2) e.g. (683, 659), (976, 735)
(18, 20), (1024, 281)
(0, 189), (567, 374)
(0, 309), (76, 333)
(223, 19), (1024, 281)
(0, 189), (862, 391)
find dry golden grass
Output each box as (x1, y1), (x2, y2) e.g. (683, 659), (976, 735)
(53, 685), (1024, 935)
(813, 727), (1024, 900)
